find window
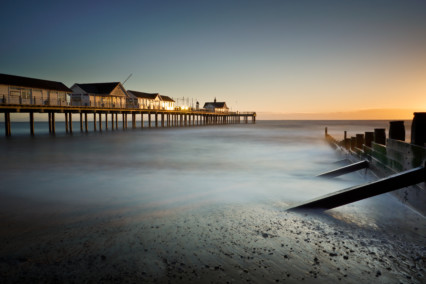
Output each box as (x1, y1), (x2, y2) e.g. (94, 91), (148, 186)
(22, 89), (31, 99)
(9, 88), (31, 99)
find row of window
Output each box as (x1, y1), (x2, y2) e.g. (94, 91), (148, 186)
(9, 87), (67, 100)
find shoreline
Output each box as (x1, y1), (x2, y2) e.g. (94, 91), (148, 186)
(0, 197), (424, 283)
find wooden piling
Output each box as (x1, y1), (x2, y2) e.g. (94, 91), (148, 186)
(148, 113), (151, 128)
(69, 113), (73, 133)
(105, 113), (108, 130)
(29, 112), (34, 136)
(98, 113), (102, 131)
(65, 112), (69, 133)
(111, 113), (114, 130)
(93, 113), (97, 131)
(85, 113), (88, 132)
(80, 113), (83, 132)
(4, 112), (11, 136)
(374, 128), (386, 145)
(141, 113), (144, 128)
(52, 113), (55, 134)
(132, 113), (136, 128)
(365, 132), (374, 147)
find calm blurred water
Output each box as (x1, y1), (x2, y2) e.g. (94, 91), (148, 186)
(0, 120), (406, 212)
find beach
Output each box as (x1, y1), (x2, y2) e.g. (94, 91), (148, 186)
(0, 121), (424, 283)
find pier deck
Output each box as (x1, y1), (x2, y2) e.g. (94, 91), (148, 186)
(0, 104), (256, 136)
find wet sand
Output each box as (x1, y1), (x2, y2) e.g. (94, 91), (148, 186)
(0, 195), (424, 283)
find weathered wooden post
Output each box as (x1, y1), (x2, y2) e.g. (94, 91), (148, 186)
(356, 134), (364, 149)
(111, 113), (114, 130)
(364, 132), (374, 147)
(374, 128), (386, 145)
(350, 137), (356, 150)
(132, 113), (136, 128)
(148, 113), (151, 128)
(29, 112), (34, 136)
(105, 113), (108, 130)
(4, 112), (11, 136)
(161, 113), (164, 127)
(80, 113), (83, 132)
(65, 112), (69, 133)
(155, 113), (158, 127)
(51, 113), (55, 134)
(411, 112), (426, 146)
(93, 113), (97, 131)
(115, 113), (118, 129)
(69, 113), (73, 133)
(98, 113), (102, 131)
(141, 113), (144, 128)
(389, 121), (405, 141)
(85, 113), (88, 132)
(48, 112), (52, 133)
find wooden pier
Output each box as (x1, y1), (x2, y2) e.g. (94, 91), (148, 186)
(0, 104), (256, 136)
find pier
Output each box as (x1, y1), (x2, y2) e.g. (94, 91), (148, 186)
(0, 104), (256, 136)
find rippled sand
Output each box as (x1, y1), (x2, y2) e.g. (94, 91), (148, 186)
(0, 195), (424, 283)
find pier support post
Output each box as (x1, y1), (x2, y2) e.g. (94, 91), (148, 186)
(99, 113), (102, 131)
(48, 112), (52, 133)
(85, 113), (88, 132)
(93, 113), (97, 131)
(52, 113), (55, 134)
(155, 113), (158, 127)
(69, 113), (73, 133)
(65, 112), (69, 133)
(122, 113), (125, 129)
(141, 113), (144, 128)
(111, 113), (114, 130)
(80, 113), (83, 132)
(4, 112), (11, 136)
(161, 113), (164, 127)
(148, 113), (151, 128)
(115, 113), (118, 129)
(132, 113), (136, 128)
(105, 113), (108, 130)
(29, 112), (34, 136)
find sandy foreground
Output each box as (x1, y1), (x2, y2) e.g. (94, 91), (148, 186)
(0, 194), (425, 283)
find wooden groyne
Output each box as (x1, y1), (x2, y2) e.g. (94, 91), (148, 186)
(321, 113), (426, 215)
(0, 104), (256, 136)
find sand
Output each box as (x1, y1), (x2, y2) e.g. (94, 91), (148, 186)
(0, 195), (424, 283)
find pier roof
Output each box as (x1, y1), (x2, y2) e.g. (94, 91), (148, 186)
(127, 90), (159, 100)
(0, 73), (72, 92)
(73, 82), (122, 95)
(203, 102), (227, 108)
(159, 95), (174, 102)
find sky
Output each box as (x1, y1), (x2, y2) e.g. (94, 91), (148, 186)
(1, 0), (425, 119)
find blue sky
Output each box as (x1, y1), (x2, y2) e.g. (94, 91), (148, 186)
(1, 0), (425, 118)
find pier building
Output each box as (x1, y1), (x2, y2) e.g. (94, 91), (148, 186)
(0, 73), (256, 136)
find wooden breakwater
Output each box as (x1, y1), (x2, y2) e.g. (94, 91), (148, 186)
(324, 113), (426, 215)
(0, 104), (256, 136)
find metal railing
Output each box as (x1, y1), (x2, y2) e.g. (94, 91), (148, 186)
(0, 93), (256, 115)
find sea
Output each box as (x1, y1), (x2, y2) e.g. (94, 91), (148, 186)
(0, 120), (424, 283)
